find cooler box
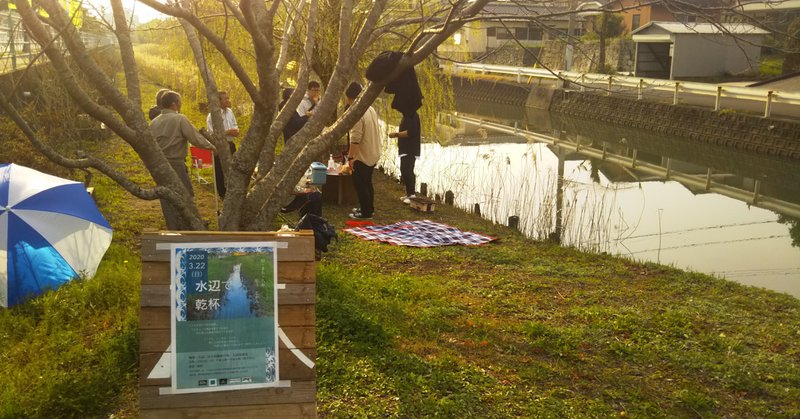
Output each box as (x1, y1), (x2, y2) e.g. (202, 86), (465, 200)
(310, 162), (327, 185)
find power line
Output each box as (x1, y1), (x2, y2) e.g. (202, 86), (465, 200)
(621, 220), (778, 241)
(629, 234), (791, 254)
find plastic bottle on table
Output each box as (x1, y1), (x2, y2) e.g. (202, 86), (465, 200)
(327, 154), (335, 173)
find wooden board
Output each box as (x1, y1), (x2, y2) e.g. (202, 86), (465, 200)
(139, 232), (316, 417)
(409, 196), (436, 213)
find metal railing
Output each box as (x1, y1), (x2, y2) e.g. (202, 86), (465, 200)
(1, 11), (115, 73)
(454, 113), (800, 219)
(446, 62), (800, 118)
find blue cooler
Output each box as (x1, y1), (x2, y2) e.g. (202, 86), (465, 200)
(310, 162), (327, 185)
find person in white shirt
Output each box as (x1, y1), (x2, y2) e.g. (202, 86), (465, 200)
(295, 81), (320, 120)
(206, 91), (239, 198)
(345, 82), (382, 220)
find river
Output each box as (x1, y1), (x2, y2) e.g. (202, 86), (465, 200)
(216, 264), (255, 319)
(379, 102), (800, 298)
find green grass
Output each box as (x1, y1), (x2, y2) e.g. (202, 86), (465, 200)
(0, 109), (160, 416)
(760, 55), (784, 79)
(314, 174), (800, 417)
(0, 245), (141, 418)
(2, 84), (799, 417)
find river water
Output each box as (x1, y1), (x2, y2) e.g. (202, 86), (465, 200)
(216, 264), (255, 319)
(379, 102), (800, 298)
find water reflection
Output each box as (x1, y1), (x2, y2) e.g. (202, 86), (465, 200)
(379, 103), (800, 297)
(216, 265), (255, 319)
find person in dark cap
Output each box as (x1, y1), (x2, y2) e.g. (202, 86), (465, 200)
(344, 82), (382, 219)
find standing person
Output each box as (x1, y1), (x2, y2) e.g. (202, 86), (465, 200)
(345, 82), (381, 220)
(150, 91), (216, 229)
(388, 110), (421, 204)
(206, 91), (239, 198)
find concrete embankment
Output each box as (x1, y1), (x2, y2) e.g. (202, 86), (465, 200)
(451, 75), (800, 160)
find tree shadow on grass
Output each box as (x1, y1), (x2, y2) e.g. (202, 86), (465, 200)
(316, 269), (494, 417)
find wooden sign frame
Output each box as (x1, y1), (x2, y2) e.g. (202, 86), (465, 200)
(139, 231), (316, 417)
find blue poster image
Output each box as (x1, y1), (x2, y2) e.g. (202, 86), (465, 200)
(170, 242), (279, 393)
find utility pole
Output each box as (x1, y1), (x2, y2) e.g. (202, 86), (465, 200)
(565, 0), (576, 72)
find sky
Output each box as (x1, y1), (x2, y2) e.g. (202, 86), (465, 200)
(121, 0), (165, 23)
(86, 0), (166, 24)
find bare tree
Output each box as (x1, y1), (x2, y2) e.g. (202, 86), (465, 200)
(0, 0), (491, 231)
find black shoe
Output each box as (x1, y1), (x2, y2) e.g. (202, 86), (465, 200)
(349, 212), (373, 220)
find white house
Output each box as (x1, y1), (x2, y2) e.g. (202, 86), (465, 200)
(437, 1), (581, 64)
(631, 22), (769, 79)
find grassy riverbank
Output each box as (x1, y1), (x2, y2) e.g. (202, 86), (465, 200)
(317, 174), (800, 417)
(1, 132), (798, 416)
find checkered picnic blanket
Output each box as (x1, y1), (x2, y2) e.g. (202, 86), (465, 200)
(344, 220), (496, 247)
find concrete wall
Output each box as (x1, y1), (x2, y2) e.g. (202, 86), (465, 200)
(446, 75), (800, 160)
(672, 35), (727, 78)
(450, 76), (530, 107)
(672, 34), (762, 78)
(549, 89), (800, 160)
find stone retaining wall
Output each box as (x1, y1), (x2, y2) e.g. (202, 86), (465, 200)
(448, 75), (800, 161)
(451, 76), (530, 107)
(550, 90), (800, 160)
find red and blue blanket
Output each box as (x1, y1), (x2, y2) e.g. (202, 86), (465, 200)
(344, 220), (496, 247)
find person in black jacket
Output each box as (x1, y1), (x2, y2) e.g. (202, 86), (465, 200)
(279, 86), (316, 145)
(389, 110), (421, 203)
(367, 51), (424, 203)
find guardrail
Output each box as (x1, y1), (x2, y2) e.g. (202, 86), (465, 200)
(454, 113), (800, 219)
(446, 62), (800, 118)
(1, 11), (115, 73)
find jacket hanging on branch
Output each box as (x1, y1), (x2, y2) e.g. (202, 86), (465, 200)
(366, 51), (423, 114)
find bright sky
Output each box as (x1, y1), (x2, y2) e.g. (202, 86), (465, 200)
(122, 0), (165, 23)
(86, 0), (166, 24)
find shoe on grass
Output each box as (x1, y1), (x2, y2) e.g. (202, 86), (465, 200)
(401, 194), (416, 204)
(349, 212), (373, 220)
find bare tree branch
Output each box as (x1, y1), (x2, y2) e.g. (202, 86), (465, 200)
(275, 0), (308, 73)
(14, 0), (140, 141)
(138, 0), (262, 105)
(110, 0), (143, 110)
(0, 91), (169, 203)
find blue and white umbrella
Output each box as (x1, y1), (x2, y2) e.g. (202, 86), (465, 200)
(0, 164), (113, 308)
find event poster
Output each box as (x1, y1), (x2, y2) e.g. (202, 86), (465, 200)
(170, 242), (279, 393)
